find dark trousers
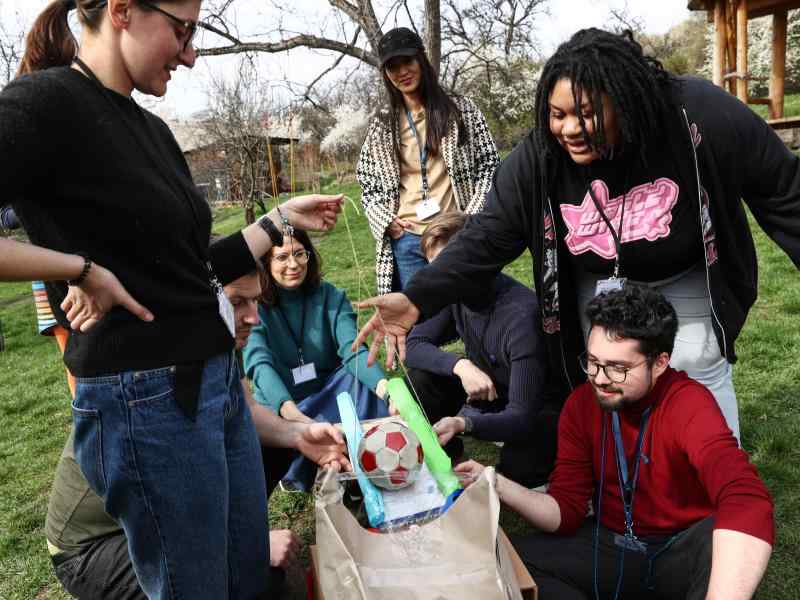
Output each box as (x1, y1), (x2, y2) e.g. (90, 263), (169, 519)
(406, 368), (559, 488)
(512, 517), (714, 600)
(53, 445), (289, 600)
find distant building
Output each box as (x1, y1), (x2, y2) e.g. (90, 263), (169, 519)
(166, 118), (313, 206)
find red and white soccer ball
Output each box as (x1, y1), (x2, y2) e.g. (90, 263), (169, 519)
(357, 420), (424, 490)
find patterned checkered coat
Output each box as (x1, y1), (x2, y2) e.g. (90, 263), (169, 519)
(356, 96), (499, 295)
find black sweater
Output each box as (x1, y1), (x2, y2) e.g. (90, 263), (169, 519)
(1, 67), (253, 376)
(405, 76), (800, 399)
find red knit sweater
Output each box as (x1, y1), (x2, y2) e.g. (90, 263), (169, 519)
(548, 368), (774, 544)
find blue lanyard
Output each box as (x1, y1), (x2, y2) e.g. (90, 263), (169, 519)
(611, 407), (651, 540)
(405, 110), (430, 199)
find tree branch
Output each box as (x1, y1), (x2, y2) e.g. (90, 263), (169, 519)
(197, 34), (379, 66)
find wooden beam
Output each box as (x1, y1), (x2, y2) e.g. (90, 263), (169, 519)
(736, 0), (748, 102)
(748, 97), (772, 105)
(713, 0), (727, 86)
(769, 10), (787, 119)
(767, 116), (800, 130)
(748, 0), (800, 20)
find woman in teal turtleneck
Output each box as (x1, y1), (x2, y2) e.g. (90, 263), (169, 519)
(244, 229), (389, 490)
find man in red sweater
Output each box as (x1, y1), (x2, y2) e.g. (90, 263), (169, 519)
(456, 286), (773, 600)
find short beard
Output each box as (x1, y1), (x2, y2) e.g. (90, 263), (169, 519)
(592, 370), (653, 412)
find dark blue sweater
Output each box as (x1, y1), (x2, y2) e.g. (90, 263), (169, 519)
(405, 273), (546, 441)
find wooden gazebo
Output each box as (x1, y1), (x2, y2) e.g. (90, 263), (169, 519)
(688, 0), (799, 129)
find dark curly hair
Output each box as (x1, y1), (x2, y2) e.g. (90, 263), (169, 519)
(585, 286), (678, 362)
(259, 228), (322, 307)
(534, 28), (675, 167)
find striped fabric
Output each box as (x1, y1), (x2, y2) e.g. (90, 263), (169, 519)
(32, 281), (57, 335)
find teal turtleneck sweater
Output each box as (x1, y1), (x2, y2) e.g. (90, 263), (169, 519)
(243, 281), (385, 412)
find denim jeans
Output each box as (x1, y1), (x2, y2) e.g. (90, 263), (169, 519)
(576, 263), (740, 442)
(71, 352), (269, 599)
(390, 231), (428, 291)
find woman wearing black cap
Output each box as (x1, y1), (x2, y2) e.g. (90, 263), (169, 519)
(357, 26), (499, 294)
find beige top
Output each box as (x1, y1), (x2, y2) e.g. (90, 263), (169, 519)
(397, 110), (457, 234)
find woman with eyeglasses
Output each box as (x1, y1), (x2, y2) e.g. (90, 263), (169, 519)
(243, 229), (389, 491)
(357, 27), (499, 294)
(0, 1), (342, 598)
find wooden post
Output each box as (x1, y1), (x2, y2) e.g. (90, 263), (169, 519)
(769, 10), (788, 120)
(725, 0), (738, 94)
(713, 0), (726, 87)
(735, 0), (748, 103)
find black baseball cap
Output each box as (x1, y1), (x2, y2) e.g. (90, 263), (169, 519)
(378, 27), (425, 67)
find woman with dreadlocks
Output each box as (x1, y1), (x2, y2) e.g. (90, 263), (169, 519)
(354, 27), (800, 443)
(357, 27), (499, 294)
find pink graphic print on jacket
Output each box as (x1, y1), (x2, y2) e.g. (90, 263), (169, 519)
(560, 179), (680, 259)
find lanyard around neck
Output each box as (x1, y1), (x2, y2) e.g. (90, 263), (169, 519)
(274, 293), (307, 366)
(587, 182), (626, 279)
(405, 110), (430, 199)
(610, 407), (651, 538)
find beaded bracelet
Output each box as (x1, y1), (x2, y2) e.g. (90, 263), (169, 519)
(67, 253), (92, 287)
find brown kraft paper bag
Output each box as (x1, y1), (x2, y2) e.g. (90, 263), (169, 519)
(314, 467), (524, 600)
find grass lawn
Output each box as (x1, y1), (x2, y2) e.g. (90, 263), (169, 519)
(751, 92), (800, 119)
(1, 183), (798, 599)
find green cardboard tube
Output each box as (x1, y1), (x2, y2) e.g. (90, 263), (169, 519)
(386, 377), (461, 496)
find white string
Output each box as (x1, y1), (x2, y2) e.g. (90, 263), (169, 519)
(340, 197), (432, 426)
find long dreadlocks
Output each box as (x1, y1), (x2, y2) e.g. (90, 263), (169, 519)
(534, 28), (675, 167)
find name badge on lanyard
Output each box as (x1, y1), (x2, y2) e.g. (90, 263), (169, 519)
(406, 110), (441, 221)
(208, 262), (235, 338)
(276, 295), (318, 385)
(292, 362), (317, 385)
(588, 183), (628, 296)
(416, 197), (441, 220)
(595, 277), (627, 296)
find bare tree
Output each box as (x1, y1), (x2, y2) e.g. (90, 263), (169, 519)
(196, 0), (442, 101)
(203, 58), (275, 224)
(0, 18), (24, 85)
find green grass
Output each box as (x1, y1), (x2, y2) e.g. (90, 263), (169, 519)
(1, 183), (798, 599)
(751, 92), (800, 119)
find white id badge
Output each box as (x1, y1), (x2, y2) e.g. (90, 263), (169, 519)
(416, 197), (441, 220)
(595, 277), (627, 296)
(217, 289), (235, 338)
(292, 362), (317, 385)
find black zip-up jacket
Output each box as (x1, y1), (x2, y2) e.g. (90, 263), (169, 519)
(405, 76), (800, 400)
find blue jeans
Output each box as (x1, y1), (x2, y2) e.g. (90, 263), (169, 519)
(390, 231), (428, 291)
(71, 353), (269, 599)
(280, 365), (389, 491)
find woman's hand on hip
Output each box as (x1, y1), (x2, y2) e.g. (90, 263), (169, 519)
(60, 263), (153, 332)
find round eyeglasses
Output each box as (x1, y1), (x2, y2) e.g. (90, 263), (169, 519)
(271, 249), (311, 266)
(578, 352), (649, 384)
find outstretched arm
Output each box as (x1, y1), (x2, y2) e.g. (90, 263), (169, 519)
(240, 194), (343, 263)
(706, 529), (771, 600)
(455, 461), (561, 532)
(242, 379), (350, 471)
